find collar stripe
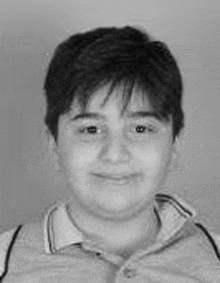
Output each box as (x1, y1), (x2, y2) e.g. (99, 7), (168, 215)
(155, 194), (194, 217)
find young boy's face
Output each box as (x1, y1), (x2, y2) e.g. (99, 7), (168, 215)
(50, 84), (178, 221)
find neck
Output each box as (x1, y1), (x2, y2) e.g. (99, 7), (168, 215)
(66, 198), (160, 256)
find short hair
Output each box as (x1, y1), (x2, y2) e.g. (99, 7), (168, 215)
(43, 26), (184, 142)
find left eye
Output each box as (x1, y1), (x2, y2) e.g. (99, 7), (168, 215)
(135, 125), (157, 133)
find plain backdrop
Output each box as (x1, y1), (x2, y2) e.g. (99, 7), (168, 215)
(0, 0), (220, 233)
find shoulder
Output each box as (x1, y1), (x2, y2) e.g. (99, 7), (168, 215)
(0, 220), (45, 257)
(207, 230), (220, 257)
(210, 232), (220, 246)
(0, 222), (45, 280)
(0, 226), (23, 276)
(0, 201), (61, 256)
(191, 222), (220, 262)
(0, 225), (22, 247)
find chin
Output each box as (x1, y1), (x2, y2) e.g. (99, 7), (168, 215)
(89, 196), (149, 221)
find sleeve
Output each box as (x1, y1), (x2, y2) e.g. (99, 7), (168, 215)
(0, 225), (23, 280)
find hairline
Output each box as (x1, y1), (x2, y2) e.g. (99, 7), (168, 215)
(67, 81), (172, 123)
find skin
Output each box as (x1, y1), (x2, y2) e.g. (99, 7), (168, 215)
(48, 84), (179, 257)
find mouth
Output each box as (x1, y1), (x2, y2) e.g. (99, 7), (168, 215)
(92, 173), (139, 185)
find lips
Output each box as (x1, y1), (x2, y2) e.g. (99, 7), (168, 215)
(92, 173), (138, 183)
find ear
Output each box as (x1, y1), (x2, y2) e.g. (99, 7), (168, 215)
(169, 134), (182, 171)
(46, 130), (60, 172)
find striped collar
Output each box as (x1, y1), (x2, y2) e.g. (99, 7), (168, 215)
(44, 194), (196, 254)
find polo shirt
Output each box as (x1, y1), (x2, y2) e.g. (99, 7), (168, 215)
(2, 193), (220, 282)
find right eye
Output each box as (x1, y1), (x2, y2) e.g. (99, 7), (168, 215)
(78, 126), (99, 134)
(75, 124), (107, 141)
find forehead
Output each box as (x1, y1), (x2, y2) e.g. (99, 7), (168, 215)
(71, 84), (153, 116)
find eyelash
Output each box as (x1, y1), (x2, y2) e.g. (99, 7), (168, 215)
(78, 126), (100, 134)
(77, 124), (158, 135)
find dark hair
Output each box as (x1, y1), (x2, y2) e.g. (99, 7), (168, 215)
(43, 26), (184, 143)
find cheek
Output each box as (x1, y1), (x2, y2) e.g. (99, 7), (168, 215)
(72, 144), (99, 164)
(59, 142), (99, 174)
(136, 143), (172, 175)
(58, 125), (99, 168)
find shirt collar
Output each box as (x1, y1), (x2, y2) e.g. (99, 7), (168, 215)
(44, 194), (196, 254)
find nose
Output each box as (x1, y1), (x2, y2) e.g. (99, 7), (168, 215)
(99, 134), (131, 164)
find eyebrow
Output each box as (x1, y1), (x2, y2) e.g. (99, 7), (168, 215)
(71, 111), (162, 121)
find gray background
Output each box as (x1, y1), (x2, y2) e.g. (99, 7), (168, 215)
(0, 0), (220, 233)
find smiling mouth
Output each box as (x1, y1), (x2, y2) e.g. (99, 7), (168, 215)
(93, 173), (138, 184)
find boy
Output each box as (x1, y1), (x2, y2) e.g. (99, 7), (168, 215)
(1, 26), (220, 282)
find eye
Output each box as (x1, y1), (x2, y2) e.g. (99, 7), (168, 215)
(135, 124), (158, 133)
(78, 126), (100, 134)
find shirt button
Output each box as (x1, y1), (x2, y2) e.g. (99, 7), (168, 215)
(123, 268), (137, 278)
